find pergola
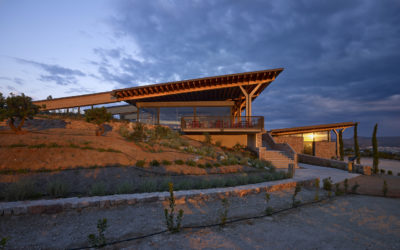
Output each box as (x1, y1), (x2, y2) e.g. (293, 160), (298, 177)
(270, 122), (357, 157)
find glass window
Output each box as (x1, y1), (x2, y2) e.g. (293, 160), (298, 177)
(303, 133), (314, 142)
(196, 107), (231, 116)
(313, 131), (329, 142)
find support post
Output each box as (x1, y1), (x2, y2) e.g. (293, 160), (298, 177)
(137, 108), (140, 122)
(239, 84), (262, 117)
(333, 129), (339, 159)
(156, 107), (160, 125)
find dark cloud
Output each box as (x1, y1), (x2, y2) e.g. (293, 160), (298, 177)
(99, 0), (400, 136)
(15, 58), (86, 86)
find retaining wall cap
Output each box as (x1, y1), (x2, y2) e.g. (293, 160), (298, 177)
(0, 177), (316, 216)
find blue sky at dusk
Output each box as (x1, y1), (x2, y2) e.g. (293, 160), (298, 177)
(0, 0), (399, 136)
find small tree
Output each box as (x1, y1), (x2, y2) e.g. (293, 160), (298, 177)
(0, 93), (39, 134)
(354, 123), (360, 164)
(372, 123), (379, 174)
(339, 129), (344, 161)
(85, 107), (112, 136)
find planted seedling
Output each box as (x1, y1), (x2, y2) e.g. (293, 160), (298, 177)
(220, 198), (230, 227)
(292, 183), (302, 208)
(265, 192), (273, 215)
(88, 218), (108, 248)
(164, 183), (184, 233)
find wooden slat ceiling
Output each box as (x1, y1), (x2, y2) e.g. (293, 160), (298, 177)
(112, 68), (283, 106)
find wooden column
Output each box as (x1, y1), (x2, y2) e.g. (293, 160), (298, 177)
(136, 108), (140, 122)
(333, 129), (339, 158)
(156, 107), (160, 125)
(77, 107), (80, 114)
(239, 84), (262, 117)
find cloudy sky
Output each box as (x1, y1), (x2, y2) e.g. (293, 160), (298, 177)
(0, 0), (399, 136)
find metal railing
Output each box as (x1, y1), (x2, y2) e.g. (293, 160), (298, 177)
(181, 116), (264, 131)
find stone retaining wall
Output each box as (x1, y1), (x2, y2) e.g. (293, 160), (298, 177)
(298, 154), (371, 175)
(0, 177), (316, 217)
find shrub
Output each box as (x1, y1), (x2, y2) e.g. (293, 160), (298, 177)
(314, 179), (320, 201)
(197, 163), (205, 168)
(0, 237), (8, 249)
(387, 170), (393, 175)
(292, 183), (302, 207)
(232, 143), (245, 152)
(0, 93), (39, 134)
(28, 143), (47, 149)
(203, 132), (212, 144)
(215, 141), (222, 147)
(88, 218), (108, 248)
(185, 159), (196, 167)
(130, 122), (146, 142)
(213, 162), (221, 167)
(164, 183), (184, 233)
(155, 125), (172, 139)
(47, 142), (59, 148)
(116, 182), (133, 194)
(174, 159), (184, 165)
(335, 183), (343, 196)
(90, 182), (107, 196)
(398, 173), (400, 176)
(140, 180), (157, 192)
(47, 181), (69, 198)
(118, 125), (130, 138)
(323, 177), (333, 197)
(380, 169), (385, 174)
(135, 160), (146, 168)
(383, 180), (388, 197)
(162, 160), (172, 166)
(265, 192), (273, 215)
(351, 182), (360, 193)
(149, 160), (160, 167)
(4, 181), (41, 201)
(205, 162), (213, 168)
(85, 107), (112, 136)
(344, 178), (349, 193)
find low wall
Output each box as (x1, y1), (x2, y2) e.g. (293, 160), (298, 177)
(273, 136), (303, 153)
(0, 177), (316, 217)
(185, 134), (247, 148)
(314, 141), (336, 159)
(298, 154), (371, 175)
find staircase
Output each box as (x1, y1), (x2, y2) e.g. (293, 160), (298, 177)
(257, 133), (298, 168)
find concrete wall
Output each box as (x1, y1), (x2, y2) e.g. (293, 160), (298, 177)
(314, 141), (336, 159)
(273, 136), (304, 154)
(184, 133), (248, 148)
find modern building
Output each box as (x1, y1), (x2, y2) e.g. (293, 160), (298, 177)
(33, 68), (355, 167)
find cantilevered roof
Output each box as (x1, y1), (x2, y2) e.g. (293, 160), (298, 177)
(269, 122), (357, 136)
(33, 68), (283, 110)
(112, 68), (283, 105)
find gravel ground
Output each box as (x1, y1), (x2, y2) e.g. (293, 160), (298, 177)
(118, 195), (400, 250)
(0, 186), (325, 249)
(1, 186), (399, 249)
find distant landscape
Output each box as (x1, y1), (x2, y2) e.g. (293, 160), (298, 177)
(343, 136), (400, 148)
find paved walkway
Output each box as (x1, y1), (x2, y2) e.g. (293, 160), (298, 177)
(295, 163), (360, 185)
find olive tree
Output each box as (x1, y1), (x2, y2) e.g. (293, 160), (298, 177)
(85, 107), (112, 136)
(0, 93), (39, 134)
